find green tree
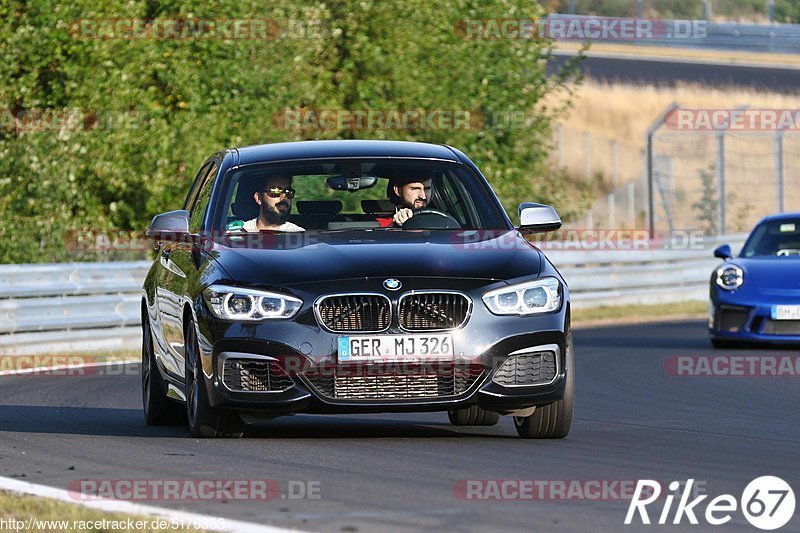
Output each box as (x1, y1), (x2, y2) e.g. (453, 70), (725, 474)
(0, 0), (584, 263)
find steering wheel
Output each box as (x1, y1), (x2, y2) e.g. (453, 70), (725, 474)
(400, 208), (462, 229)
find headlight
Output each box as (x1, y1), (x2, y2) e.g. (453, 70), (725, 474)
(483, 277), (561, 316)
(716, 265), (743, 291)
(202, 284), (302, 321)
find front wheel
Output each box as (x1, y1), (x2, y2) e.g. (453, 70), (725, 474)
(184, 320), (244, 438)
(448, 406), (500, 426)
(514, 332), (574, 439)
(142, 316), (186, 426)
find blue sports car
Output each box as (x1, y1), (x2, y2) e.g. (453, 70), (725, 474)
(709, 212), (800, 347)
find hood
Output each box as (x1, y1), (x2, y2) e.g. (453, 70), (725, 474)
(207, 230), (542, 287)
(732, 257), (800, 294)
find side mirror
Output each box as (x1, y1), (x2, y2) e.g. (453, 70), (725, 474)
(518, 203), (562, 233)
(714, 244), (732, 260)
(146, 210), (190, 238)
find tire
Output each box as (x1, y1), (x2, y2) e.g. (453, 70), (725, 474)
(142, 317), (186, 425)
(184, 319), (244, 438)
(514, 332), (574, 439)
(448, 406), (501, 426)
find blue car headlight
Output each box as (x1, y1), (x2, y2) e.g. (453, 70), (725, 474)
(716, 265), (744, 291)
(482, 277), (561, 315)
(202, 284), (302, 321)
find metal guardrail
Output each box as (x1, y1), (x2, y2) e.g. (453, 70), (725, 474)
(547, 14), (800, 54)
(0, 235), (747, 355)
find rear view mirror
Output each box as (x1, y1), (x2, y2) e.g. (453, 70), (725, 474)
(714, 244), (732, 259)
(146, 210), (190, 238)
(326, 175), (378, 192)
(517, 203), (562, 233)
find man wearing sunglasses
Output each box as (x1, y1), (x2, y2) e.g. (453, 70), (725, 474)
(243, 174), (305, 232)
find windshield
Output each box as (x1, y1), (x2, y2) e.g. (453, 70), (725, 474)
(741, 219), (800, 258)
(211, 159), (509, 232)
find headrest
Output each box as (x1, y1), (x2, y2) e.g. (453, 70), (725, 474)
(231, 178), (261, 220)
(296, 200), (343, 215)
(361, 199), (396, 215)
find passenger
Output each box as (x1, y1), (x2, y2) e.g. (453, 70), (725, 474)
(243, 174), (305, 232)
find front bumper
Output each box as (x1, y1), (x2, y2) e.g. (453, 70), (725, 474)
(192, 283), (570, 416)
(709, 292), (800, 344)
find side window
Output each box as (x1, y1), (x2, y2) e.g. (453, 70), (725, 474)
(189, 162), (219, 232)
(440, 174), (469, 226)
(184, 162), (212, 212)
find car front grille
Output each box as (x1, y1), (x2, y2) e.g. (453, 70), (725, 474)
(714, 305), (750, 333)
(303, 364), (483, 400)
(492, 350), (557, 387)
(316, 294), (391, 332)
(222, 358), (294, 392)
(398, 293), (470, 330)
(762, 319), (800, 335)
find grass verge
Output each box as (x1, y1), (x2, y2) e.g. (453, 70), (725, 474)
(0, 490), (207, 532)
(573, 300), (707, 327)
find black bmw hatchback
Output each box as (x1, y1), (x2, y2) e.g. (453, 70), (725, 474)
(142, 140), (573, 438)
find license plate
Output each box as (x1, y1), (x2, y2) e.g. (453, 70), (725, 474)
(337, 334), (454, 363)
(772, 305), (800, 320)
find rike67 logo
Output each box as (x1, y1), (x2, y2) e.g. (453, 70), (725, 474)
(626, 477), (795, 530)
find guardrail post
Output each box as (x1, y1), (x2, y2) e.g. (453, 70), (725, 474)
(611, 139), (619, 186)
(768, 0), (775, 23)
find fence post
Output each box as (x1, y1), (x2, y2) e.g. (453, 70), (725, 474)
(628, 181), (636, 228)
(607, 193), (615, 229)
(776, 129), (785, 212)
(558, 124), (564, 169)
(646, 103), (679, 239)
(611, 139), (619, 186)
(716, 131), (726, 235)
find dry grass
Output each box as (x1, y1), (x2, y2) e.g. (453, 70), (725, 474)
(555, 41), (800, 67)
(0, 491), (207, 532)
(541, 78), (800, 229)
(548, 78), (800, 147)
(572, 300), (707, 327)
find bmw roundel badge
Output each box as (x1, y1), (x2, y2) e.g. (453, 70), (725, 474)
(383, 278), (402, 291)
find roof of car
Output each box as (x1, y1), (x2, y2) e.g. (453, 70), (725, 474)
(232, 140), (462, 166)
(759, 211), (800, 223)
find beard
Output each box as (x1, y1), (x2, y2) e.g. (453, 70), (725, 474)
(262, 201), (291, 225)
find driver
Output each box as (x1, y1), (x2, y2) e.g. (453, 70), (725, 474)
(379, 176), (432, 227)
(243, 174), (305, 232)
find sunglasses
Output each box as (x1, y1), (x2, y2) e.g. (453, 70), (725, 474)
(263, 187), (296, 199)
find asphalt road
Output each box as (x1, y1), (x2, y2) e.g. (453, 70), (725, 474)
(1, 320), (799, 532)
(547, 53), (800, 92)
